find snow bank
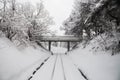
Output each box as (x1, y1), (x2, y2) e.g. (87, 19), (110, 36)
(68, 34), (120, 80)
(0, 37), (50, 80)
(73, 33), (120, 55)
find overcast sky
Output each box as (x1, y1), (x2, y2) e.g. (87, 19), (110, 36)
(44, 0), (74, 35)
(18, 0), (90, 35)
(18, 0), (74, 35)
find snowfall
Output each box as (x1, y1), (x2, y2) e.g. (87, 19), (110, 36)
(0, 35), (120, 80)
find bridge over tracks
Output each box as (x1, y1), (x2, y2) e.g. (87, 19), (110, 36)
(31, 36), (81, 51)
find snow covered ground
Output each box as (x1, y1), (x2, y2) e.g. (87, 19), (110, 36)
(69, 48), (120, 80)
(0, 37), (87, 80)
(68, 34), (120, 80)
(51, 46), (67, 54)
(0, 35), (120, 80)
(29, 55), (86, 80)
(0, 37), (51, 80)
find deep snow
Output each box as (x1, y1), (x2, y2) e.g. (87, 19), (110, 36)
(68, 34), (120, 80)
(69, 49), (120, 80)
(0, 37), (51, 80)
(0, 35), (120, 80)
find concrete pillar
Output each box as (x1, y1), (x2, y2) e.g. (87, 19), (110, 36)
(49, 41), (51, 51)
(67, 41), (70, 51)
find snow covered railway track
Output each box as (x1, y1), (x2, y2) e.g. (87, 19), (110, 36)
(50, 55), (67, 80)
(60, 55), (67, 80)
(50, 55), (58, 80)
(27, 55), (58, 80)
(53, 53), (66, 55)
(66, 55), (89, 80)
(61, 55), (89, 80)
(77, 68), (88, 80)
(28, 56), (51, 80)
(27, 54), (89, 80)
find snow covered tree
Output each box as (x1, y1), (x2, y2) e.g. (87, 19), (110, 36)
(84, 0), (120, 54)
(0, 0), (54, 41)
(0, 0), (18, 40)
(63, 0), (120, 40)
(85, 0), (120, 34)
(21, 2), (54, 39)
(63, 0), (94, 40)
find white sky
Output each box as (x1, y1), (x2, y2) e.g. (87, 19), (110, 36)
(43, 0), (74, 35)
(19, 0), (74, 35)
